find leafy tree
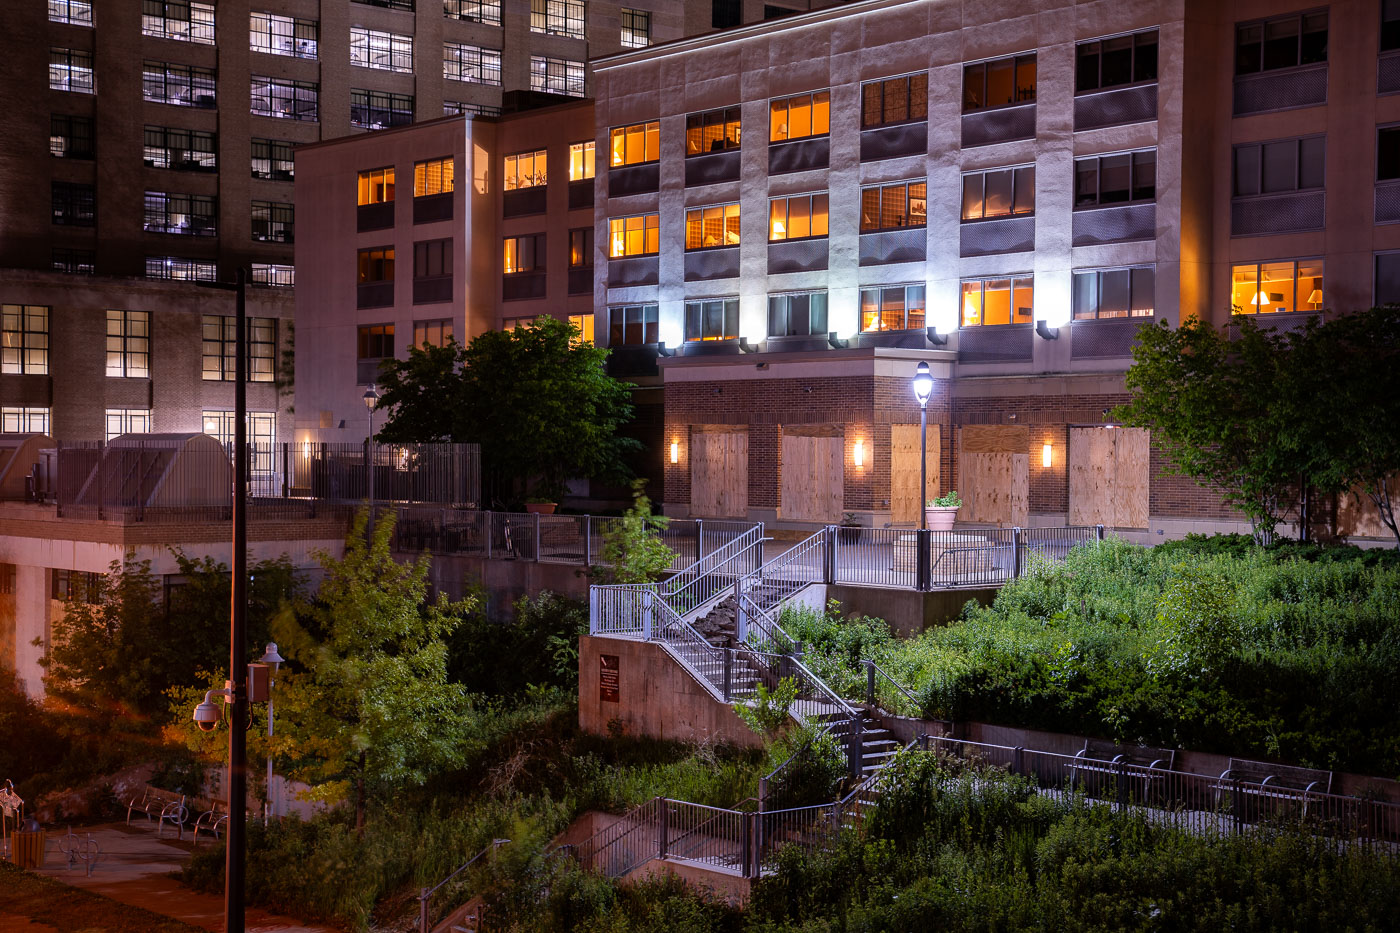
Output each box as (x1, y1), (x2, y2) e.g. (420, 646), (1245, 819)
(374, 317), (640, 504)
(41, 551), (299, 717)
(598, 480), (676, 584)
(1114, 317), (1301, 543)
(444, 590), (588, 695)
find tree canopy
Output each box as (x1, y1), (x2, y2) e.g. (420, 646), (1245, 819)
(374, 316), (639, 503)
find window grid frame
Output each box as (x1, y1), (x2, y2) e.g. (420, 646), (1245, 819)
(961, 164), (1036, 222)
(106, 310), (151, 379)
(140, 0), (215, 45)
(50, 48), (95, 94)
(860, 72), (929, 129)
(249, 11), (319, 60)
(859, 180), (928, 233)
(250, 76), (319, 122)
(768, 192), (830, 242)
(1074, 148), (1158, 209)
(859, 283), (926, 333)
(959, 275), (1036, 328)
(443, 42), (502, 85)
(608, 213), (659, 258)
(2, 305), (51, 376)
(1075, 29), (1160, 95)
(349, 27), (414, 73)
(1071, 266), (1157, 320)
(685, 202), (742, 251)
(962, 53), (1037, 114)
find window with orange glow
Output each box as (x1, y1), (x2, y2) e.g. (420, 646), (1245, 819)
(769, 193), (828, 240)
(960, 276), (1034, 327)
(357, 166), (394, 205)
(608, 213), (659, 257)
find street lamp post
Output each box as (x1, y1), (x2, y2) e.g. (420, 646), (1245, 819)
(912, 362), (934, 530)
(257, 642), (284, 825)
(363, 384), (380, 531)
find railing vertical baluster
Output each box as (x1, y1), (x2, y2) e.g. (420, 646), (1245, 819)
(533, 511), (541, 562)
(484, 510), (493, 559)
(916, 529), (930, 591)
(865, 660), (876, 706)
(695, 518), (704, 565)
(657, 797), (668, 861)
(585, 515), (593, 566)
(1096, 523), (1105, 542)
(1011, 527), (1023, 578)
(641, 589), (653, 641)
(824, 525), (836, 584)
(722, 649), (732, 702)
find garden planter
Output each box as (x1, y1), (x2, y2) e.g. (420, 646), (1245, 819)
(924, 506), (958, 531)
(524, 502), (556, 515)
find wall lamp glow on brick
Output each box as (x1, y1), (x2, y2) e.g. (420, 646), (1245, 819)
(669, 440), (679, 464)
(852, 438), (865, 468)
(1042, 443), (1053, 468)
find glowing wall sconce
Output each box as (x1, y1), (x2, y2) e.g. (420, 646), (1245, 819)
(669, 440), (679, 464)
(853, 439), (865, 468)
(1042, 443), (1053, 468)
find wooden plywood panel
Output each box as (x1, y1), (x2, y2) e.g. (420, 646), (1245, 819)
(960, 424), (1029, 454)
(781, 431), (843, 522)
(691, 428), (748, 518)
(1069, 427), (1150, 528)
(890, 424), (941, 524)
(958, 426), (1028, 527)
(1337, 478), (1400, 539)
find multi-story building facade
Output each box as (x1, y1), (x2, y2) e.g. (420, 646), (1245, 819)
(1, 1), (829, 448)
(585, 0), (1400, 540)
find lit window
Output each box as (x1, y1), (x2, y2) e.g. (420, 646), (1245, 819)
(861, 73), (928, 128)
(504, 234), (545, 274)
(201, 411), (276, 469)
(610, 122), (660, 167)
(250, 76), (318, 121)
(685, 204), (740, 250)
(859, 180), (926, 232)
(414, 157), (455, 196)
(106, 310), (151, 379)
(769, 192), (828, 240)
(0, 407), (50, 434)
(106, 409), (152, 441)
(413, 318), (454, 348)
(357, 323), (394, 359)
(144, 190), (217, 236)
(1235, 12), (1328, 76)
(530, 56), (585, 97)
(358, 167), (396, 205)
(145, 257), (217, 281)
(1076, 30), (1157, 93)
(569, 228), (594, 267)
(531, 0), (585, 39)
(960, 277), (1034, 327)
(686, 108), (741, 156)
(444, 100), (502, 117)
(51, 115), (95, 158)
(1231, 137), (1323, 197)
(350, 27), (414, 72)
(608, 305), (658, 345)
(608, 214), (659, 257)
(505, 150), (547, 190)
(49, 1), (94, 26)
(963, 54), (1037, 112)
(251, 138), (294, 179)
(251, 263), (294, 286)
(1075, 150), (1156, 207)
(357, 248), (395, 283)
(144, 125), (217, 171)
(569, 141), (595, 180)
(2, 305), (50, 375)
(860, 285), (925, 332)
(354, 0), (413, 8)
(444, 43), (501, 85)
(1072, 267), (1156, 320)
(50, 48), (94, 94)
(685, 298), (739, 341)
(621, 8), (650, 48)
(962, 166), (1035, 220)
(145, 60), (216, 107)
(568, 314), (595, 344)
(770, 91), (830, 141)
(1230, 260), (1323, 314)
(768, 292), (828, 338)
(445, 1), (502, 26)
(141, 1), (215, 44)
(202, 316), (278, 382)
(251, 201), (294, 243)
(250, 11), (318, 59)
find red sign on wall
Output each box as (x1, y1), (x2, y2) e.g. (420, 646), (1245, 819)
(599, 654), (620, 703)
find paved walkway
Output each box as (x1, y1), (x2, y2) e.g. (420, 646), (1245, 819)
(31, 823), (338, 933)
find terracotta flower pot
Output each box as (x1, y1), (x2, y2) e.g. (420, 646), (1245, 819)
(924, 506), (958, 531)
(525, 502), (556, 515)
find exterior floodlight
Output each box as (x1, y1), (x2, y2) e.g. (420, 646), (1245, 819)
(912, 361), (934, 407)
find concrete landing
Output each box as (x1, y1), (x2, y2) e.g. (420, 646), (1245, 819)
(31, 823), (338, 932)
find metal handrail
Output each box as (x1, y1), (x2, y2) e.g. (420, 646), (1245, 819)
(417, 838), (508, 933)
(864, 659), (919, 715)
(661, 531), (767, 615)
(737, 591), (796, 653)
(737, 530), (824, 591)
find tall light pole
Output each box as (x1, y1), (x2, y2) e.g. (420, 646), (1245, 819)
(912, 361), (934, 530)
(363, 384), (380, 532)
(257, 642), (284, 825)
(229, 267), (249, 933)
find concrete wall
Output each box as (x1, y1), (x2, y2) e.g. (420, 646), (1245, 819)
(578, 634), (766, 749)
(425, 552), (594, 616)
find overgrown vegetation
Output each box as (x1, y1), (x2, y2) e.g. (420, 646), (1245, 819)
(782, 537), (1400, 776)
(598, 479), (677, 585)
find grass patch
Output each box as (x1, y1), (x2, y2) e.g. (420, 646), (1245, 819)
(0, 862), (205, 933)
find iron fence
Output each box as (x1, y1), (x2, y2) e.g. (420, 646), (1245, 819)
(831, 525), (1104, 590)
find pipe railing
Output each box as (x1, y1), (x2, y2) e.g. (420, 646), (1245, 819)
(863, 659), (920, 718)
(417, 838), (508, 933)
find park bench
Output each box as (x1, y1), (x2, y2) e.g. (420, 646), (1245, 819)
(125, 785), (188, 840)
(1214, 758), (1333, 821)
(191, 797), (229, 845)
(1068, 740), (1176, 804)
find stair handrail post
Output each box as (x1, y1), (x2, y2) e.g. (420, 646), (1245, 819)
(865, 660), (876, 706)
(484, 509), (493, 560)
(533, 510), (542, 561)
(641, 589), (654, 641)
(584, 515), (593, 567)
(848, 714), (864, 781)
(916, 528), (931, 591)
(1011, 527), (1023, 579)
(722, 648), (732, 702)
(743, 810), (755, 879)
(1096, 523), (1105, 543)
(736, 597), (747, 644)
(657, 796), (668, 861)
(418, 886), (430, 933)
(695, 518), (704, 564)
(824, 524), (836, 584)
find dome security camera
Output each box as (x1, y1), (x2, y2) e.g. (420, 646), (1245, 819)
(192, 688), (229, 732)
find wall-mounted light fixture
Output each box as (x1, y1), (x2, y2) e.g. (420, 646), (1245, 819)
(1042, 443), (1053, 468)
(669, 440), (679, 464)
(853, 438), (865, 468)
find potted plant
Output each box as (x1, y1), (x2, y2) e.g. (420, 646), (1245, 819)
(524, 496), (557, 515)
(838, 511), (862, 543)
(925, 491), (962, 531)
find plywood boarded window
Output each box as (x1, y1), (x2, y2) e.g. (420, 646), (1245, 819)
(690, 426), (748, 518)
(1334, 478), (1399, 540)
(1068, 427), (1149, 528)
(780, 425), (843, 522)
(890, 423), (940, 524)
(957, 425), (1029, 527)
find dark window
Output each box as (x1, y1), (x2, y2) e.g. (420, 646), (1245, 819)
(357, 248), (395, 282)
(357, 323), (394, 359)
(251, 200), (293, 242)
(52, 248), (95, 274)
(569, 228), (593, 268)
(353, 0), (413, 10)
(963, 54), (1036, 112)
(414, 238), (452, 277)
(1236, 11), (1328, 76)
(52, 569), (102, 603)
(962, 166), (1035, 220)
(1385, 0), (1400, 53)
(251, 138), (294, 179)
(861, 73), (929, 128)
(50, 114), (94, 158)
(609, 304), (658, 345)
(52, 182), (95, 226)
(1072, 267), (1155, 319)
(1380, 127), (1400, 181)
(351, 89), (413, 129)
(1076, 30), (1158, 92)
(1232, 137), (1324, 196)
(445, 1), (502, 26)
(504, 234), (545, 274)
(686, 108), (741, 156)
(768, 291), (828, 337)
(685, 298), (740, 341)
(1074, 150), (1156, 207)
(713, 0), (741, 29)
(1377, 252), (1400, 305)
(144, 125), (216, 170)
